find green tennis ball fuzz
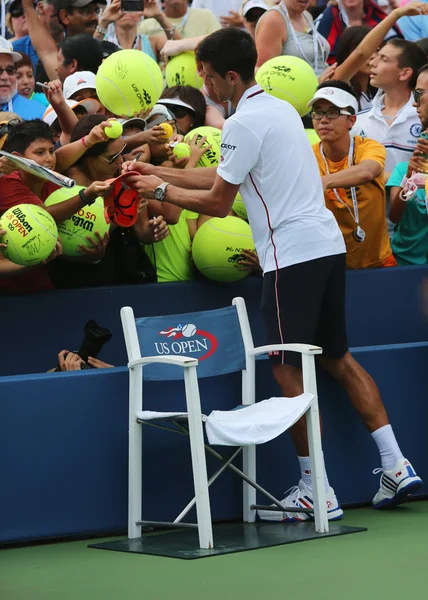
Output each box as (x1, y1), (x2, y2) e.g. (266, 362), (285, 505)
(105, 120), (123, 139)
(172, 142), (191, 158)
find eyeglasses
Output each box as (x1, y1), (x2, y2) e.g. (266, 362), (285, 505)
(310, 109), (352, 120)
(99, 143), (127, 164)
(413, 89), (428, 104)
(0, 66), (17, 76)
(0, 118), (21, 136)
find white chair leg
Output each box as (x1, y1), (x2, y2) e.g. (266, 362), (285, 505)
(302, 355), (329, 533)
(243, 446), (256, 523)
(128, 368), (143, 539)
(184, 366), (213, 549)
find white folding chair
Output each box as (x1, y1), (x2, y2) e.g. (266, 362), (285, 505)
(121, 296), (327, 550)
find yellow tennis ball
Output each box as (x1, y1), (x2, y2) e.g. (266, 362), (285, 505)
(44, 186), (110, 256)
(165, 52), (203, 89)
(256, 56), (318, 117)
(160, 122), (174, 139)
(185, 126), (222, 168)
(232, 192), (248, 221)
(192, 216), (255, 282)
(96, 49), (163, 117)
(172, 142), (191, 158)
(305, 128), (320, 145)
(0, 203), (58, 266)
(105, 120), (123, 139)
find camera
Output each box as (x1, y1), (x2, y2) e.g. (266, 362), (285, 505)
(78, 319), (113, 364)
(120, 0), (144, 12)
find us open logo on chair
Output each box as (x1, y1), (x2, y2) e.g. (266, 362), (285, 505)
(154, 324), (218, 361)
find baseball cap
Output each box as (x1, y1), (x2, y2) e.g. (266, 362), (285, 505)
(55, 0), (106, 9)
(157, 98), (196, 114)
(307, 87), (359, 114)
(0, 35), (22, 63)
(117, 117), (147, 131)
(146, 104), (176, 129)
(242, 0), (269, 16)
(63, 71), (97, 100)
(43, 99), (88, 125)
(104, 171), (141, 228)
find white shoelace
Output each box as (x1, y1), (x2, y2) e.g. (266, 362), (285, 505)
(373, 468), (383, 476)
(281, 485), (304, 508)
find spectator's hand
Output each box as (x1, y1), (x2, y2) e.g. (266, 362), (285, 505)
(407, 155), (428, 177)
(122, 160), (155, 176)
(84, 180), (113, 201)
(42, 239), (62, 264)
(318, 63), (337, 84)
(219, 10), (244, 28)
(77, 231), (110, 260)
(150, 214), (169, 242)
(170, 154), (189, 169)
(145, 126), (170, 145)
(0, 229), (7, 252)
(58, 350), (85, 371)
(125, 174), (164, 199)
(0, 156), (18, 175)
(143, 0), (162, 19)
(238, 249), (262, 275)
(395, 1), (428, 18)
(186, 133), (211, 168)
(45, 79), (65, 107)
(87, 356), (114, 368)
(85, 121), (112, 147)
(99, 0), (121, 26)
(414, 134), (428, 158)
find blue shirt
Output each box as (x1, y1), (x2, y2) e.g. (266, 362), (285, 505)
(1, 93), (45, 120)
(397, 13), (428, 41)
(12, 36), (39, 70)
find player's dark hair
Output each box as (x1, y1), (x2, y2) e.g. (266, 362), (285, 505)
(196, 28), (257, 84)
(60, 35), (103, 75)
(4, 119), (54, 153)
(316, 80), (359, 114)
(384, 39), (427, 89)
(70, 113), (111, 163)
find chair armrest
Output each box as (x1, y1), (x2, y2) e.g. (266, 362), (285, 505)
(249, 344), (323, 357)
(128, 356), (198, 369)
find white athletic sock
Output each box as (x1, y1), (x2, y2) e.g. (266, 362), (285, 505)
(298, 454), (330, 493)
(371, 424), (404, 471)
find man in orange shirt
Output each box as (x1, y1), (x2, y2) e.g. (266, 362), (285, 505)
(309, 81), (396, 270)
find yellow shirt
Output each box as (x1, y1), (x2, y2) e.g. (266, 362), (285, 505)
(312, 136), (392, 269)
(138, 8), (221, 38)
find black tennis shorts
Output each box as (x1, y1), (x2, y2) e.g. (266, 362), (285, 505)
(261, 253), (348, 366)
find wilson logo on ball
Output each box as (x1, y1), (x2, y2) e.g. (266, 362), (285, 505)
(154, 323), (218, 361)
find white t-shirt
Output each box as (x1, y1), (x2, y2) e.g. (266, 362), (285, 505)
(353, 90), (421, 173)
(217, 85), (345, 274)
(191, 0), (243, 19)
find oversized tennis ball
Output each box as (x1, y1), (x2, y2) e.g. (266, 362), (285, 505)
(172, 142), (191, 158)
(165, 52), (203, 89)
(44, 186), (110, 256)
(159, 122), (173, 139)
(192, 216), (255, 282)
(305, 128), (320, 145)
(105, 120), (123, 139)
(0, 203), (58, 266)
(185, 126), (222, 168)
(96, 49), (163, 117)
(232, 192), (247, 221)
(256, 56), (318, 117)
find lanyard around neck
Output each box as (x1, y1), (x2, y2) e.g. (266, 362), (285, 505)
(320, 137), (366, 242)
(279, 1), (325, 75)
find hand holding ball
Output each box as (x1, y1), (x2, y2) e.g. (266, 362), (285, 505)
(159, 123), (174, 139)
(171, 142), (191, 158)
(105, 120), (123, 139)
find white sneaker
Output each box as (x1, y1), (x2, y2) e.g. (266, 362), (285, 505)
(372, 458), (423, 509)
(257, 480), (344, 522)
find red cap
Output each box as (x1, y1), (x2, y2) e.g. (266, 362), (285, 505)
(104, 171), (141, 227)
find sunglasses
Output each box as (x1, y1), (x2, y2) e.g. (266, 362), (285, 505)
(99, 143), (127, 164)
(413, 89), (428, 104)
(168, 105), (194, 119)
(0, 118), (21, 136)
(0, 66), (17, 76)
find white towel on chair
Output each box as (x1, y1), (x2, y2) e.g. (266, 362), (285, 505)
(205, 394), (314, 446)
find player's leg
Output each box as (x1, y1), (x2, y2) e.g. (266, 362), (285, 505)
(257, 256), (343, 522)
(317, 255), (423, 509)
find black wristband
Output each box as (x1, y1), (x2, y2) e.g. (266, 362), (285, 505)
(79, 188), (96, 206)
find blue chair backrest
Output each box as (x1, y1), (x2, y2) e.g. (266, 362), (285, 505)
(135, 305), (246, 381)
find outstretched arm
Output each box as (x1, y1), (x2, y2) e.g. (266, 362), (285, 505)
(22, 0), (59, 81)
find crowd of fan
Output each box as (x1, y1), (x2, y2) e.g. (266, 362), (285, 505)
(0, 0), (428, 297)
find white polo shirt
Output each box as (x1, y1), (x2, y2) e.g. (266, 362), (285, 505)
(353, 91), (421, 173)
(217, 85), (345, 274)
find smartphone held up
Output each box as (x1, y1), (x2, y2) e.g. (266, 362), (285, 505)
(120, 0), (144, 11)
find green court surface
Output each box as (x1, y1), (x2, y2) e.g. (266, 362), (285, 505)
(2, 502), (428, 600)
